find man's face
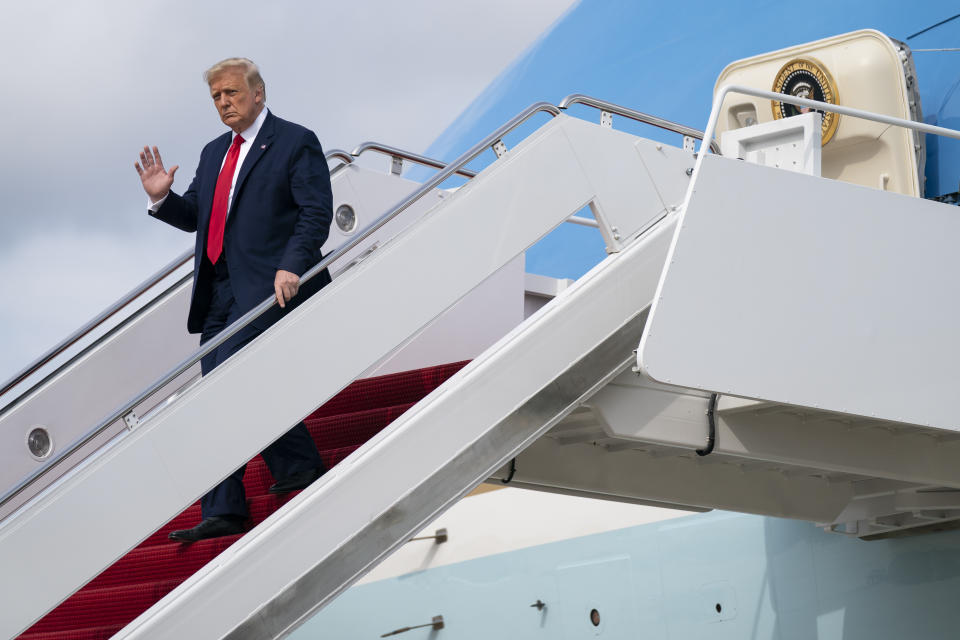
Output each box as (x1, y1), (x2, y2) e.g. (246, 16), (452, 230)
(208, 68), (263, 133)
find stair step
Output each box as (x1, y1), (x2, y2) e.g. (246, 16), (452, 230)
(117, 491), (295, 562)
(18, 623), (124, 640)
(307, 402), (416, 451)
(235, 403), (414, 497)
(88, 534), (241, 591)
(24, 579), (181, 634)
(133, 403), (412, 550)
(309, 361), (467, 419)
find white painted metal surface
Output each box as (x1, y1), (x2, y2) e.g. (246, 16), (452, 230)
(555, 118), (691, 251)
(321, 165), (445, 277)
(720, 112), (822, 176)
(501, 359), (960, 538)
(639, 153), (960, 431)
(591, 371), (712, 450)
(0, 277), (198, 521)
(364, 256), (526, 377)
(524, 272), (574, 318)
(592, 379), (960, 491)
(506, 428), (855, 523)
(0, 114), (675, 638)
(117, 194), (679, 640)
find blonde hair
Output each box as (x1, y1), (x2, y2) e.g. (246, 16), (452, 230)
(204, 57), (265, 100)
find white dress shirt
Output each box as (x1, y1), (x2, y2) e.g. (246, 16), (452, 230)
(148, 106), (270, 215)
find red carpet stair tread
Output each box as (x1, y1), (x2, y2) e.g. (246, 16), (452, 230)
(19, 361), (468, 640)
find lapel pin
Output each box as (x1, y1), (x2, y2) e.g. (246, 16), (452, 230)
(261, 144), (267, 149)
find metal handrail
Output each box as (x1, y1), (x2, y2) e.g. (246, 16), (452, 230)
(0, 101), (562, 511)
(707, 83), (960, 146)
(351, 142), (479, 179)
(0, 248), (194, 403)
(348, 140), (594, 227)
(325, 149), (354, 165)
(558, 93), (722, 154)
(343, 141), (598, 228)
(326, 149), (354, 177)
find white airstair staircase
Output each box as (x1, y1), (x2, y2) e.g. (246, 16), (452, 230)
(4, 87), (960, 640)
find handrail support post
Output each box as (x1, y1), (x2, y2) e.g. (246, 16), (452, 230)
(122, 411), (140, 431)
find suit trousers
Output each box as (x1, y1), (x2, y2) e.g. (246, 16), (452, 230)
(198, 256), (324, 519)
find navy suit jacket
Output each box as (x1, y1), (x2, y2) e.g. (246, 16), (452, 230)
(151, 111), (333, 333)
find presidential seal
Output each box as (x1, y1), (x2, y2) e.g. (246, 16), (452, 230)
(771, 57), (839, 145)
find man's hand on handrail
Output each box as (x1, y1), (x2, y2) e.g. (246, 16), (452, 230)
(274, 269), (300, 308)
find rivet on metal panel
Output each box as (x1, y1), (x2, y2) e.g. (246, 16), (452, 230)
(683, 135), (696, 152)
(600, 110), (613, 129)
(491, 139), (508, 159)
(390, 155), (403, 176)
(122, 411), (140, 430)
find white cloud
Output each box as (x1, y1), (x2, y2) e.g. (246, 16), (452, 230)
(0, 0), (576, 380)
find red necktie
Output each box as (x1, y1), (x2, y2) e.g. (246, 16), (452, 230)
(207, 134), (245, 264)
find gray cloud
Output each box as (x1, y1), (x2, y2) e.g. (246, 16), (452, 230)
(0, 0), (576, 380)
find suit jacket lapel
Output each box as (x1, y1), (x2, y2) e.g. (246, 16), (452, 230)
(230, 111), (276, 215)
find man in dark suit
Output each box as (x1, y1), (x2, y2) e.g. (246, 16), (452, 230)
(135, 58), (331, 542)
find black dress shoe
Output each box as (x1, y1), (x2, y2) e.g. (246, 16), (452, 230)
(268, 468), (323, 494)
(168, 516), (246, 542)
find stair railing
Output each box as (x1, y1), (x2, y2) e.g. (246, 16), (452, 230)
(0, 101), (563, 512)
(559, 93), (722, 154)
(1, 94), (718, 513)
(348, 142), (479, 178)
(324, 148), (354, 170)
(344, 141), (600, 228)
